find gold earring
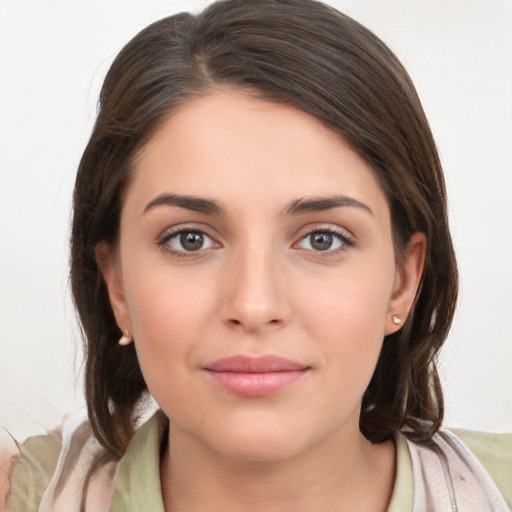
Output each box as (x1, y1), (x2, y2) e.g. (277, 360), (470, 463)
(392, 315), (401, 325)
(118, 329), (133, 346)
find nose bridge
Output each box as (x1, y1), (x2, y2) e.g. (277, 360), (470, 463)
(222, 235), (287, 331)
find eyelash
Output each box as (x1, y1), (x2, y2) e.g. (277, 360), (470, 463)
(294, 226), (354, 256)
(156, 225), (354, 258)
(157, 225), (219, 257)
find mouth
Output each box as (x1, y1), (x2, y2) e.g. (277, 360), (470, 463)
(203, 355), (310, 397)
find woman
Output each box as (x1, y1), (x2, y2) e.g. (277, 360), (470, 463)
(2, 0), (511, 510)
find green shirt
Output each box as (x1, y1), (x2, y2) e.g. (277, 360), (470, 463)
(5, 412), (512, 511)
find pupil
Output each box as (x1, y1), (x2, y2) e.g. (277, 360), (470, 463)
(181, 232), (203, 251)
(311, 232), (332, 251)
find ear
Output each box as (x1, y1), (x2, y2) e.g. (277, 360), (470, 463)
(95, 241), (132, 336)
(385, 232), (426, 335)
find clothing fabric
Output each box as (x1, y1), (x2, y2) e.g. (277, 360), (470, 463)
(2, 410), (511, 511)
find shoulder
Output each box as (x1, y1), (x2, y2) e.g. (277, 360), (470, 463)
(448, 427), (512, 507)
(404, 427), (511, 511)
(1, 426), (61, 511)
(1, 409), (117, 512)
(1, 409), (165, 512)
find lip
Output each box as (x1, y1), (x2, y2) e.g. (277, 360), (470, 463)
(203, 355), (310, 397)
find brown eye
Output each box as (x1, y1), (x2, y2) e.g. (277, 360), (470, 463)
(162, 229), (216, 254)
(180, 232), (204, 251)
(296, 229), (349, 253)
(310, 232), (333, 251)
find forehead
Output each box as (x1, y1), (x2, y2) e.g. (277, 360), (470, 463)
(126, 91), (389, 218)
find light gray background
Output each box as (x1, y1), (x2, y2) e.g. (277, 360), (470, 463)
(0, 0), (511, 439)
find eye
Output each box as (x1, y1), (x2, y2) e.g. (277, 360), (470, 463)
(296, 229), (352, 252)
(160, 229), (217, 254)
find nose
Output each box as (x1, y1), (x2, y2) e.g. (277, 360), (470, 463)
(220, 243), (290, 334)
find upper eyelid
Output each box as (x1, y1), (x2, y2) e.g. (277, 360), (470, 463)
(294, 223), (354, 240)
(158, 223), (218, 239)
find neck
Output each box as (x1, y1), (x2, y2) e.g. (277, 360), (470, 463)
(160, 422), (395, 512)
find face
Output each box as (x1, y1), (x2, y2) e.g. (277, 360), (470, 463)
(99, 91), (424, 461)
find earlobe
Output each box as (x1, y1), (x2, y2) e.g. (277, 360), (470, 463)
(95, 241), (132, 335)
(385, 232), (426, 335)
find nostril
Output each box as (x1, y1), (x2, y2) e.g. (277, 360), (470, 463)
(227, 318), (280, 328)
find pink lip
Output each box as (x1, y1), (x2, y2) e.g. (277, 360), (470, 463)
(203, 355), (310, 397)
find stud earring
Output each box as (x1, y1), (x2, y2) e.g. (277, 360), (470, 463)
(118, 329), (133, 346)
(392, 315), (401, 325)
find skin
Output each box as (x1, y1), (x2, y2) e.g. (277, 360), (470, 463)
(97, 91), (426, 511)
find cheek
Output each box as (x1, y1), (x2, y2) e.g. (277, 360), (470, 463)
(128, 280), (208, 338)
(122, 238), (216, 331)
(294, 258), (395, 385)
(121, 259), (217, 392)
(297, 260), (394, 340)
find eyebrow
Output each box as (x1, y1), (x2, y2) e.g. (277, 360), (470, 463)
(142, 192), (372, 217)
(284, 195), (373, 216)
(143, 193), (225, 215)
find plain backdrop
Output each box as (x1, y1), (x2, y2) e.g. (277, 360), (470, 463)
(0, 0), (511, 440)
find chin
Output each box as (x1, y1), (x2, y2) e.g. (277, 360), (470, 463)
(200, 413), (315, 463)
(212, 433), (305, 463)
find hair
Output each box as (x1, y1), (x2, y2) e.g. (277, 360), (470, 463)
(70, 0), (458, 459)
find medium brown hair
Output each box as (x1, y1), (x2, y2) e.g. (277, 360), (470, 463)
(71, 0), (458, 458)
